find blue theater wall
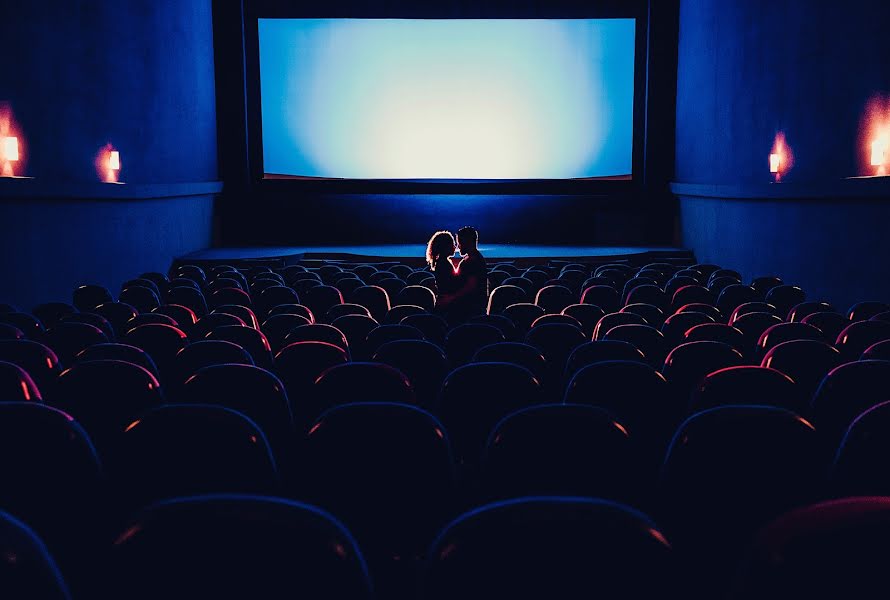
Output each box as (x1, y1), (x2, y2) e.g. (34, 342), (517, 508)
(0, 0), (218, 309)
(674, 0), (890, 310)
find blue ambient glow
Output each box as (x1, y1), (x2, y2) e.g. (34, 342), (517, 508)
(259, 18), (636, 179)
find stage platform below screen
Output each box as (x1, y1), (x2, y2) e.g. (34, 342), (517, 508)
(177, 245), (695, 270)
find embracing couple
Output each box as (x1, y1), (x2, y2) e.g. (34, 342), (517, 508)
(425, 226), (489, 324)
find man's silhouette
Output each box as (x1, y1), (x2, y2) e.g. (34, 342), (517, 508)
(446, 226), (489, 320)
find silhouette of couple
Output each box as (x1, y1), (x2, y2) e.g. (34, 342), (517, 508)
(426, 226), (489, 323)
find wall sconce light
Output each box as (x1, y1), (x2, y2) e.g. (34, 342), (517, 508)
(769, 132), (791, 182)
(1, 136), (19, 162)
(108, 150), (120, 172)
(871, 137), (888, 168)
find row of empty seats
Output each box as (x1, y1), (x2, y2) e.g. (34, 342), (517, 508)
(2, 257), (890, 598)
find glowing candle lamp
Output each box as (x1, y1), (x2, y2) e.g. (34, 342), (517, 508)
(1, 136), (19, 162)
(769, 153), (781, 174)
(108, 150), (120, 171)
(871, 138), (888, 167)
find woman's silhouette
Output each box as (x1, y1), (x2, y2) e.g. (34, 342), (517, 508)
(426, 231), (461, 318)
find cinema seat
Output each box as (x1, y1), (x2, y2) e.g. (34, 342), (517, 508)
(257, 285), (301, 317)
(621, 302), (665, 328)
(188, 312), (245, 339)
(524, 322), (586, 386)
(205, 324), (272, 369)
(41, 321), (109, 366)
(764, 285), (807, 318)
(862, 339), (890, 360)
(659, 406), (821, 591)
(0, 339), (62, 393)
(534, 284), (575, 313)
(300, 285), (344, 320)
(260, 313), (312, 352)
(170, 340), (254, 391)
(662, 341), (745, 402)
(466, 314), (516, 342)
(674, 302), (723, 322)
(118, 404), (279, 506)
(801, 311), (849, 342)
(603, 324), (668, 368)
(0, 312), (45, 339)
(303, 402), (454, 580)
(565, 360), (677, 461)
(484, 404), (638, 501)
(709, 276), (743, 297)
(0, 323), (25, 340)
(531, 313), (582, 330)
(273, 341), (348, 422)
(750, 276), (784, 297)
(0, 509), (72, 599)
(377, 277), (407, 300)
(810, 360), (890, 447)
(592, 311), (647, 341)
(732, 312), (783, 353)
(139, 272), (170, 297)
(166, 286), (208, 318)
(564, 341), (646, 383)
(561, 304), (605, 338)
(384, 303), (427, 324)
(32, 303), (77, 329)
(312, 362), (416, 422)
(671, 285), (716, 310)
(174, 265), (206, 284)
(472, 342), (547, 380)
(266, 303), (314, 323)
(834, 320), (890, 360)
(501, 277), (534, 296)
(757, 322), (825, 357)
(422, 497), (676, 599)
(728, 302), (779, 323)
(443, 323), (505, 366)
(660, 311), (714, 347)
(76, 342), (159, 379)
(684, 323), (746, 354)
(393, 285), (436, 311)
(362, 325), (423, 360)
(0, 360), (42, 401)
(123, 324), (189, 379)
(847, 301), (890, 322)
(50, 359), (163, 459)
(786, 301), (833, 323)
(664, 275), (699, 300)
(761, 340), (843, 402)
(0, 403), (102, 571)
(709, 268), (742, 285)
(109, 495), (372, 600)
(625, 284), (668, 311)
(128, 313), (178, 330)
(622, 277), (659, 304)
(373, 340), (449, 408)
(323, 302), (370, 323)
(119, 286), (161, 313)
(283, 323), (349, 355)
(716, 284), (760, 317)
(690, 366), (801, 414)
(397, 313), (447, 347)
(501, 302), (545, 334)
(73, 284), (113, 312)
(487, 285), (527, 315)
(181, 364), (293, 467)
(351, 285), (391, 321)
(436, 362), (544, 466)
(580, 285), (620, 312)
(731, 497), (890, 600)
(151, 303), (197, 329)
(209, 292), (255, 317)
